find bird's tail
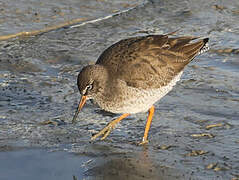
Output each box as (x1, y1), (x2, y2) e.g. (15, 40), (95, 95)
(197, 38), (210, 55)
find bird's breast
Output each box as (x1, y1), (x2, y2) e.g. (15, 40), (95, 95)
(94, 71), (183, 114)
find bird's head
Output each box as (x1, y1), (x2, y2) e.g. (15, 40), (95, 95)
(72, 64), (108, 123)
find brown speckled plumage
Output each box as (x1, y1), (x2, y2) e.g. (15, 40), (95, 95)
(73, 33), (209, 143)
(96, 35), (208, 88)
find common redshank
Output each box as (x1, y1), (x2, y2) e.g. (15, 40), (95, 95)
(72, 33), (209, 144)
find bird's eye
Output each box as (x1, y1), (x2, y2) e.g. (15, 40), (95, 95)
(86, 84), (93, 91)
(82, 82), (94, 95)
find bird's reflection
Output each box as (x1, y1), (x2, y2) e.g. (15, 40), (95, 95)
(75, 144), (181, 180)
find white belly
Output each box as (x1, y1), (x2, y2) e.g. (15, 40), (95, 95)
(101, 71), (183, 114)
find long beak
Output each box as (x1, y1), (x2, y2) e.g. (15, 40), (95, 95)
(72, 95), (87, 123)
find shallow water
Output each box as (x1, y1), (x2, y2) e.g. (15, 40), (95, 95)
(0, 0), (239, 179)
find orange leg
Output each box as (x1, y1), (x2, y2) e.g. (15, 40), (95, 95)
(140, 105), (155, 145)
(91, 113), (130, 141)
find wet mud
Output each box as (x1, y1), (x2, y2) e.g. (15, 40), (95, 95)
(0, 0), (239, 179)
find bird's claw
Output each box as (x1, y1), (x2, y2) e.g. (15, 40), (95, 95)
(91, 122), (116, 141)
(138, 137), (149, 146)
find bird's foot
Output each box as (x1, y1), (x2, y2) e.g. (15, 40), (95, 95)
(91, 120), (118, 141)
(138, 137), (149, 146)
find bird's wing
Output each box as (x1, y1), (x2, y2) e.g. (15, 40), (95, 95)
(96, 35), (208, 89)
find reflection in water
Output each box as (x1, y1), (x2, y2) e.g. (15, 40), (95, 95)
(81, 145), (183, 180)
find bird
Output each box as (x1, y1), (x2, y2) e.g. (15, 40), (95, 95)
(72, 32), (209, 144)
